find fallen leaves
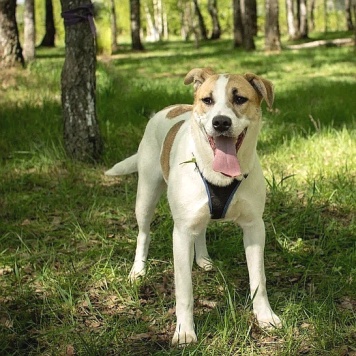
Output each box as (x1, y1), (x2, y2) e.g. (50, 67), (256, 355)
(0, 266), (12, 276)
(339, 296), (356, 312)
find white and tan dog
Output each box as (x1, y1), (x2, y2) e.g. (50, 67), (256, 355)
(106, 68), (281, 346)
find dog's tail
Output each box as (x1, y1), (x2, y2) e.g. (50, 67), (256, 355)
(105, 153), (138, 176)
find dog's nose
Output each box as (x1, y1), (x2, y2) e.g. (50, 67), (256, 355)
(212, 115), (232, 132)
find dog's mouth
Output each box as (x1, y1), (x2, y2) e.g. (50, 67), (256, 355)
(208, 128), (247, 177)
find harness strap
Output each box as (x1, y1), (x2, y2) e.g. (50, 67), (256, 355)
(195, 163), (247, 220)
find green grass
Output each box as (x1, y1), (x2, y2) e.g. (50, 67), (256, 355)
(0, 36), (355, 355)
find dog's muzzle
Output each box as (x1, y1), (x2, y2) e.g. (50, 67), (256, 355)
(212, 115), (232, 133)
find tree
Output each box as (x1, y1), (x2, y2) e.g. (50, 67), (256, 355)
(110, 0), (118, 51)
(242, 0), (256, 50)
(309, 0), (316, 31)
(23, 0), (35, 61)
(299, 0), (308, 38)
(193, 0), (208, 40)
(0, 0), (24, 68)
(40, 0), (56, 47)
(60, 0), (103, 162)
(286, 0), (299, 40)
(130, 0), (144, 50)
(265, 0), (281, 51)
(233, 0), (255, 50)
(345, 0), (354, 31)
(208, 0), (221, 39)
(233, 0), (244, 47)
(250, 0), (257, 36)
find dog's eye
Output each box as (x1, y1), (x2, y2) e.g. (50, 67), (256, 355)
(201, 97), (214, 106)
(233, 95), (248, 105)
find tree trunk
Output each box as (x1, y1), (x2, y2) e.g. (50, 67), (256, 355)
(233, 0), (244, 47)
(286, 0), (299, 40)
(24, 0), (35, 61)
(130, 0), (144, 50)
(193, 0), (208, 40)
(40, 0), (56, 47)
(144, 1), (159, 41)
(60, 0), (102, 162)
(345, 0), (354, 31)
(0, 0), (24, 68)
(299, 0), (308, 38)
(180, 0), (190, 41)
(250, 0), (257, 36)
(265, 0), (281, 51)
(208, 0), (221, 40)
(163, 9), (168, 39)
(242, 0), (255, 50)
(309, 0), (316, 31)
(153, 0), (163, 39)
(110, 0), (118, 52)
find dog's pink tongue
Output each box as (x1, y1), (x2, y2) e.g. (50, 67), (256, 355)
(213, 136), (241, 177)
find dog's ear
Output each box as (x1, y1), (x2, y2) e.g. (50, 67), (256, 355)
(244, 73), (274, 109)
(184, 68), (216, 91)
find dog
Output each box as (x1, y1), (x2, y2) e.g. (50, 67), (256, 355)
(106, 68), (281, 346)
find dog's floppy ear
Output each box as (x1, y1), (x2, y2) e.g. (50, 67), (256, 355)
(244, 73), (274, 109)
(184, 68), (216, 91)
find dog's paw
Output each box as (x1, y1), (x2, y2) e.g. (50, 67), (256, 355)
(196, 256), (213, 271)
(128, 261), (146, 282)
(172, 328), (197, 347)
(255, 310), (282, 329)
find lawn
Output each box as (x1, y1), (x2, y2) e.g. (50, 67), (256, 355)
(0, 37), (355, 355)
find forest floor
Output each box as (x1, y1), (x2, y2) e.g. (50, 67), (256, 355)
(0, 34), (355, 355)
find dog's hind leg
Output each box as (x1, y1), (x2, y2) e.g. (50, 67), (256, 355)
(194, 229), (213, 271)
(129, 168), (165, 281)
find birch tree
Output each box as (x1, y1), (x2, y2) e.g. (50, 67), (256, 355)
(0, 0), (24, 68)
(23, 0), (35, 61)
(60, 0), (102, 161)
(299, 0), (308, 38)
(286, 0), (299, 39)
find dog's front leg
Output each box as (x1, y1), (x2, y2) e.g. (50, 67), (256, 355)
(171, 225), (197, 346)
(242, 218), (281, 328)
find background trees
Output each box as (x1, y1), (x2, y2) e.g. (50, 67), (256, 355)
(2, 0), (353, 160)
(7, 0), (355, 58)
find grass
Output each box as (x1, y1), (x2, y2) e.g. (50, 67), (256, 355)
(0, 35), (356, 355)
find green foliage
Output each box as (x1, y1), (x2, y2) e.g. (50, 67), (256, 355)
(0, 38), (355, 354)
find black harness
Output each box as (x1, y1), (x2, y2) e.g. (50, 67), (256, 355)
(195, 162), (247, 220)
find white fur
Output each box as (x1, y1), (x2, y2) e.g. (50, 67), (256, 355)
(106, 72), (281, 346)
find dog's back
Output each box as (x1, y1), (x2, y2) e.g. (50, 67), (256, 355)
(105, 105), (191, 177)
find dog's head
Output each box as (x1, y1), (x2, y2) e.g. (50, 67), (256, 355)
(184, 68), (274, 178)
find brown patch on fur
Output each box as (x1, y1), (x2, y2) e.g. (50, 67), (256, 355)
(160, 120), (185, 181)
(244, 73), (274, 108)
(225, 75), (263, 121)
(166, 105), (193, 119)
(184, 68), (216, 92)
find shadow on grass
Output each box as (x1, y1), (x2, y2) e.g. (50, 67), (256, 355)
(0, 153), (355, 353)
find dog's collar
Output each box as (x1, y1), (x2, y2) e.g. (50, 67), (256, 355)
(194, 161), (248, 220)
